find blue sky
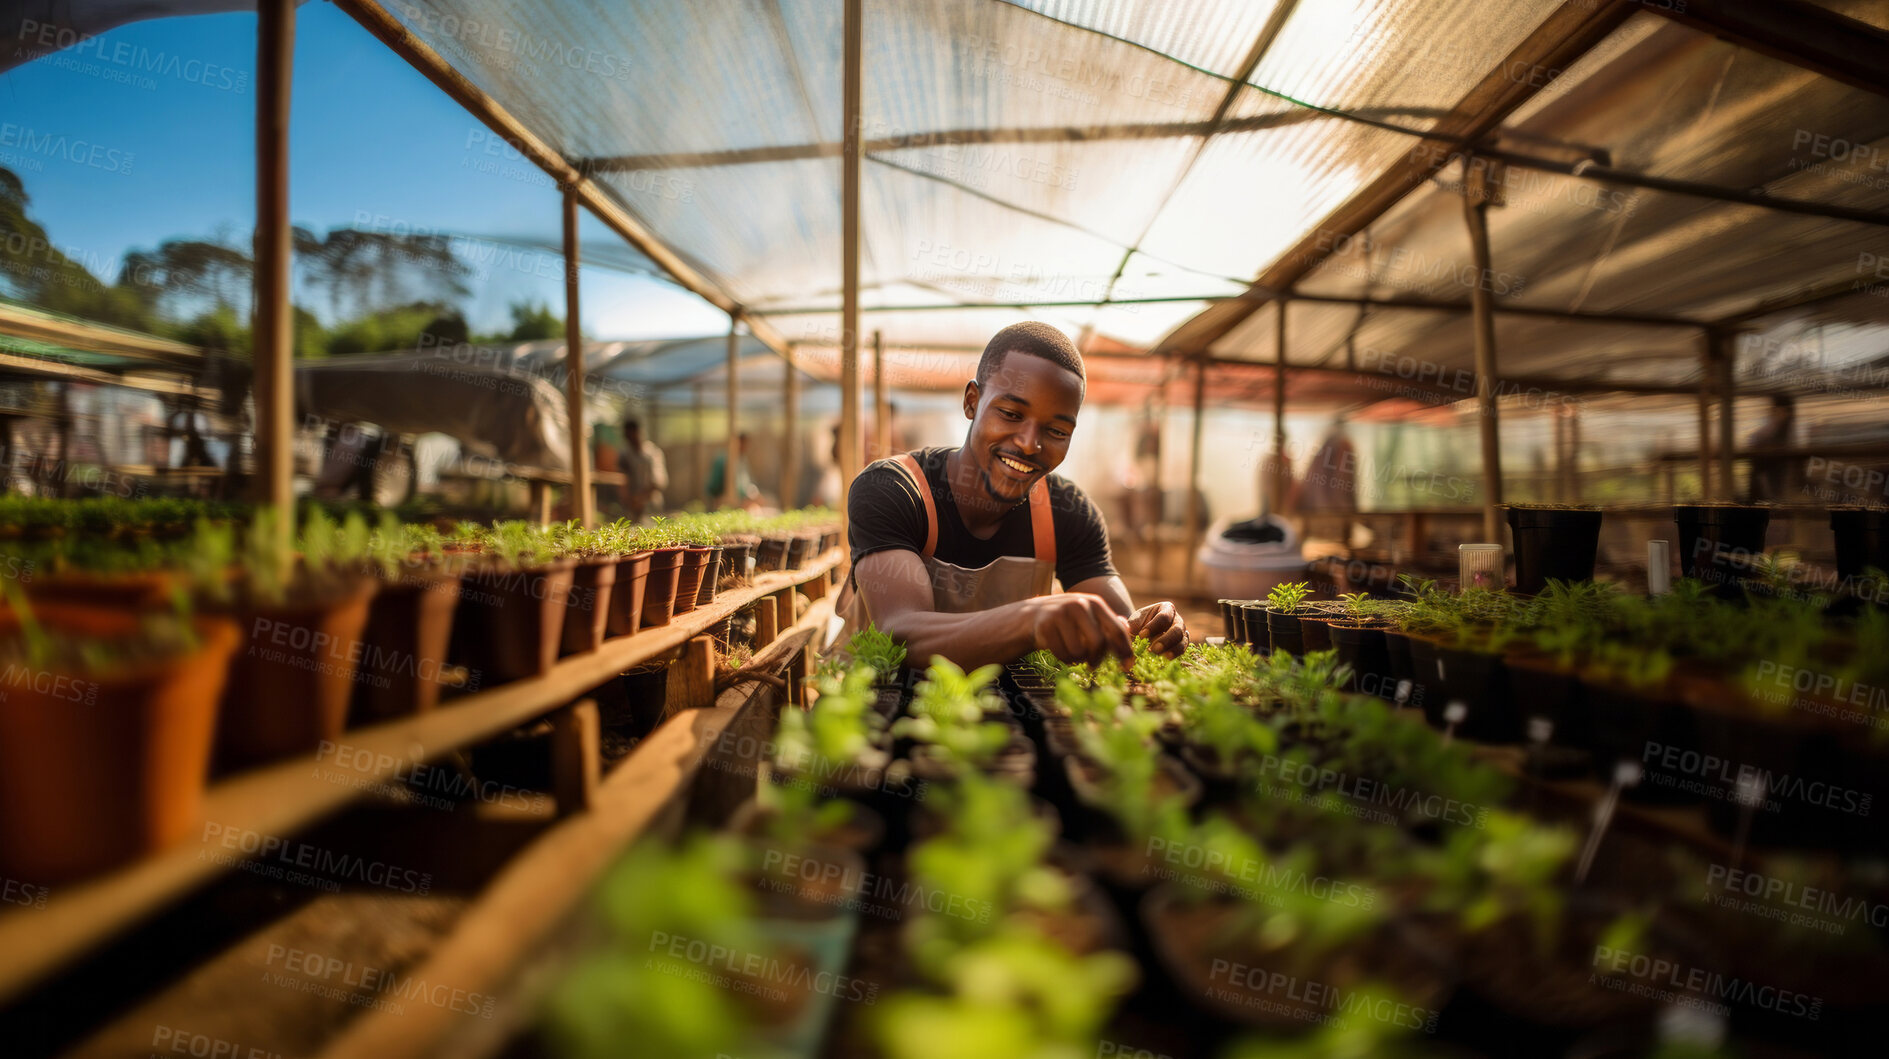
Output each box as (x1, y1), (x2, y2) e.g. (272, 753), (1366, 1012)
(0, 3), (726, 338)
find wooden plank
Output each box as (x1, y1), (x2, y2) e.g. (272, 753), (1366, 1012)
(668, 636), (718, 714)
(0, 303), (204, 366)
(1463, 162), (1505, 543)
(839, 0), (863, 511)
(0, 552), (842, 1005)
(724, 316), (741, 508)
(551, 700), (600, 818)
(753, 595), (779, 650)
(312, 600), (833, 1059)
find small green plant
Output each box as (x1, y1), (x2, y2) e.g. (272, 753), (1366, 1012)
(1266, 580), (1311, 613)
(775, 664), (889, 777)
(1338, 591), (1373, 620)
(846, 624), (908, 675)
(1418, 810), (1576, 952)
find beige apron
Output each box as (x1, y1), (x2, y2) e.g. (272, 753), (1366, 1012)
(832, 453), (1057, 655)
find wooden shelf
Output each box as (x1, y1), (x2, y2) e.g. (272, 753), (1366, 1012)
(0, 550), (843, 1006)
(315, 594), (835, 1059)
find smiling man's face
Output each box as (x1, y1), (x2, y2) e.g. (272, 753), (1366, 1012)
(960, 350), (1084, 505)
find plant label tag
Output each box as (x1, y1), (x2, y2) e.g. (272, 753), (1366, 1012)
(1734, 772), (1767, 808)
(1527, 717), (1553, 745)
(1395, 679), (1412, 705)
(1436, 657), (1448, 680)
(823, 613), (845, 651)
(1444, 701), (1468, 725)
(1614, 760), (1643, 788)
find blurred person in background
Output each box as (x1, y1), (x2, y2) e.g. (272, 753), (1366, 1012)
(620, 417), (667, 520)
(1744, 394), (1799, 503)
(708, 431), (762, 508)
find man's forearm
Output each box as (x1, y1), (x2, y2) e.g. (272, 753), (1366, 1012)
(878, 600), (1038, 670)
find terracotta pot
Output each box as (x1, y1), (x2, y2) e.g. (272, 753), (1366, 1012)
(784, 536), (810, 571)
(216, 577), (380, 771)
(0, 606), (240, 882)
(349, 563), (463, 726)
(755, 537), (788, 573)
(605, 551), (652, 638)
(451, 558), (576, 687)
(673, 546), (711, 615)
(640, 547), (686, 628)
(22, 568), (182, 610)
(694, 545), (724, 606)
(560, 556), (618, 656)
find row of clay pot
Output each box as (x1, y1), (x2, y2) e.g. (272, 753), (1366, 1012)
(0, 536), (834, 885)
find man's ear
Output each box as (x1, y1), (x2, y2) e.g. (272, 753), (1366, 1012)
(962, 380), (979, 421)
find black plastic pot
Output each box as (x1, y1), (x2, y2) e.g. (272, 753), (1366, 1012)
(1217, 599), (1240, 641)
(1266, 608), (1305, 657)
(1830, 508), (1889, 580)
(1381, 628), (1424, 708)
(1674, 504), (1770, 586)
(1584, 676), (1701, 805)
(1239, 602), (1271, 653)
(1330, 621), (1394, 700)
(1423, 641), (1518, 743)
(694, 545), (723, 605)
(1505, 506), (1602, 595)
(1298, 607), (1338, 653)
(1504, 652), (1590, 760)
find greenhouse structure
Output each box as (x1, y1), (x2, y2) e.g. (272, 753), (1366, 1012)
(1, 1), (1887, 1057)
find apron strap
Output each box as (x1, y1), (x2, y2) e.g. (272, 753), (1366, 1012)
(893, 453), (939, 559)
(1028, 476), (1056, 569)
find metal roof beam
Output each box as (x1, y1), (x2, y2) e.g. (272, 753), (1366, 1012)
(1648, 0), (1889, 100)
(1476, 147), (1889, 228)
(1151, 0), (1638, 359)
(1715, 275), (1889, 326)
(0, 303), (204, 366)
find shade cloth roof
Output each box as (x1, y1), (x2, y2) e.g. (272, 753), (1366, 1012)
(352, 0), (1889, 412)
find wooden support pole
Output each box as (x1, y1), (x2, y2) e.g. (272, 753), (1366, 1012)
(873, 329), (889, 461)
(1185, 358), (1206, 585)
(551, 699), (600, 818)
(1568, 406), (1582, 504)
(252, 0), (295, 537)
(1698, 336), (1715, 500)
(1712, 330), (1737, 501)
(724, 314), (740, 508)
(692, 382), (705, 508)
(753, 596), (779, 650)
(839, 0), (863, 511)
(669, 636), (718, 715)
(562, 190), (594, 528)
(1553, 408), (1568, 503)
(781, 349), (800, 509)
(1272, 302), (1289, 509)
(1462, 160), (1505, 544)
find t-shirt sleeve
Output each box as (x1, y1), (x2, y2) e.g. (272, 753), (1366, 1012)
(847, 461), (928, 564)
(1051, 479), (1117, 587)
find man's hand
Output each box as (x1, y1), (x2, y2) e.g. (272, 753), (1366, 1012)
(1025, 593), (1133, 666)
(1126, 601), (1189, 658)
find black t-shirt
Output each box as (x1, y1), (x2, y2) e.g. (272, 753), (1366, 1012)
(847, 446), (1117, 588)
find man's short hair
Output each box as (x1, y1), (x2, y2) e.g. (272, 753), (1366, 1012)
(976, 322), (1085, 390)
(623, 417), (641, 432)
